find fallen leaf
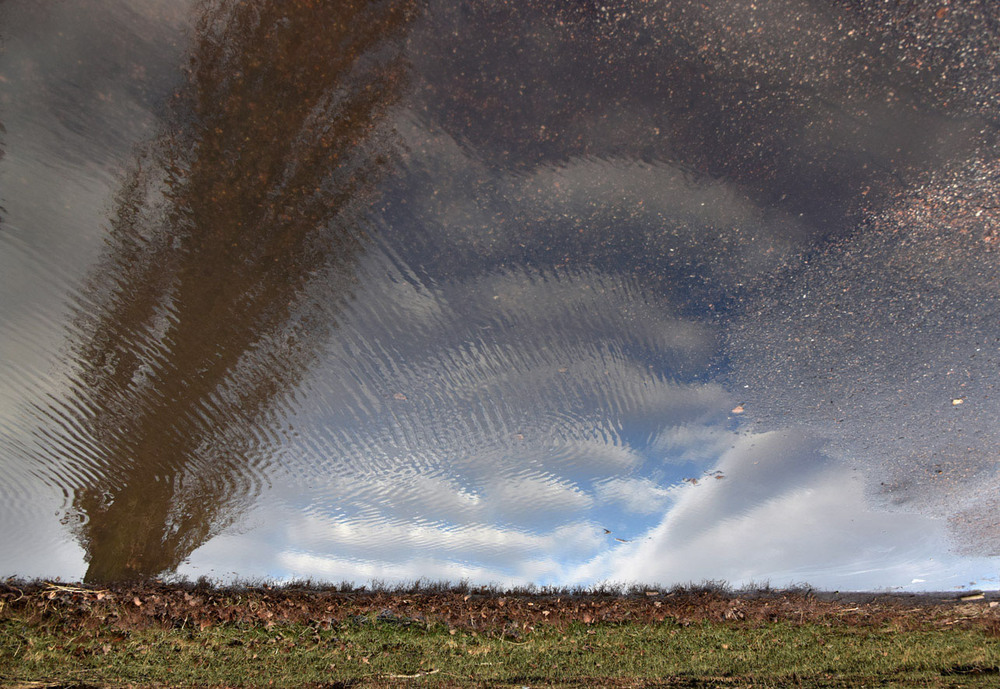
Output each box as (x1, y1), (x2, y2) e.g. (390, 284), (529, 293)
(732, 404), (745, 414)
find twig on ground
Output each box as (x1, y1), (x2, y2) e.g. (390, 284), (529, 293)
(384, 668), (440, 678)
(42, 582), (109, 595)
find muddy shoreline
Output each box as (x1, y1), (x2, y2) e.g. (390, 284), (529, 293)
(5, 580), (999, 634)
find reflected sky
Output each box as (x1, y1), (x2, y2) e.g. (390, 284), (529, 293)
(1, 0), (999, 590)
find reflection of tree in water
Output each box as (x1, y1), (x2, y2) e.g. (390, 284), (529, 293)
(67, 0), (416, 582)
(0, 13), (5, 209)
(0, 119), (6, 223)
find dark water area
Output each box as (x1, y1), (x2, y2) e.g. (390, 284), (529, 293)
(1, 0), (999, 590)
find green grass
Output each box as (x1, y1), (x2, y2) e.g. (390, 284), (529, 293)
(2, 613), (1000, 688)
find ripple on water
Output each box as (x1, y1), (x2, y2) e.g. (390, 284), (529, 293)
(4, 0), (1000, 589)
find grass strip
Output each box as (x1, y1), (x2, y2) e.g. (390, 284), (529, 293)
(3, 614), (999, 688)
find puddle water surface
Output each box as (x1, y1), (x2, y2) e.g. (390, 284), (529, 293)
(1, 0), (999, 590)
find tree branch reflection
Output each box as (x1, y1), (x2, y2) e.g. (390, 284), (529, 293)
(67, 0), (416, 582)
(0, 119), (6, 224)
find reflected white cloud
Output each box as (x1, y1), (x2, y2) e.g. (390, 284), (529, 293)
(594, 478), (675, 516)
(728, 154), (1000, 553)
(547, 440), (644, 475)
(652, 424), (740, 464)
(178, 426), (997, 591)
(0, 486), (87, 580)
(574, 430), (997, 590)
(484, 475), (593, 525)
(391, 114), (810, 299)
(276, 553), (521, 588)
(180, 492), (607, 586)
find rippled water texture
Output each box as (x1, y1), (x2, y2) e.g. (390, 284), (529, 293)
(1, 0), (999, 589)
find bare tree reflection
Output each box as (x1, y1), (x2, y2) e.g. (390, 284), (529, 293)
(0, 119), (6, 224)
(66, 0), (416, 582)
